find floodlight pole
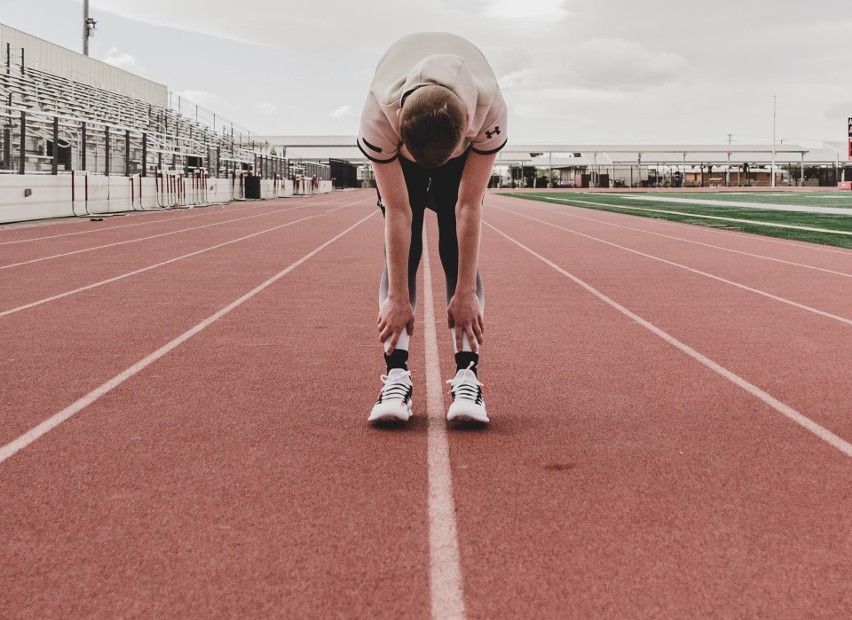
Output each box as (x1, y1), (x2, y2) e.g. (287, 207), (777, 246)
(771, 95), (776, 188)
(83, 0), (89, 55)
(83, 0), (97, 56)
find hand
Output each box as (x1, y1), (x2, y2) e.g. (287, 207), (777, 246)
(378, 296), (415, 353)
(447, 291), (484, 352)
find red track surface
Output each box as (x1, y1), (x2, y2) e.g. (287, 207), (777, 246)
(1, 190), (850, 618)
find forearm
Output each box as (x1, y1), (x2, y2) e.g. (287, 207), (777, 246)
(384, 207), (412, 300)
(454, 150), (496, 294)
(373, 160), (413, 302)
(455, 199), (482, 294)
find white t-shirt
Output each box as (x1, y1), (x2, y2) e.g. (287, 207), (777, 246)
(358, 32), (508, 164)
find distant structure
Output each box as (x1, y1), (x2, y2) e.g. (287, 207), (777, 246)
(0, 23), (333, 223)
(1, 22), (848, 223)
(265, 136), (851, 190)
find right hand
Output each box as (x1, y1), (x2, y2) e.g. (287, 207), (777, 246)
(378, 296), (415, 354)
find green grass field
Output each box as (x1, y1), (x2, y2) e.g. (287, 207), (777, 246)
(501, 191), (852, 249)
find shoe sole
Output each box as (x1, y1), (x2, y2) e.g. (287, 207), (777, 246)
(368, 403), (413, 423)
(447, 405), (489, 424)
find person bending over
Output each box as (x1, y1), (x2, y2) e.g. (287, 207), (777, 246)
(358, 32), (508, 424)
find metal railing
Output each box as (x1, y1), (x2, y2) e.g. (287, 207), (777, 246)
(0, 44), (288, 180)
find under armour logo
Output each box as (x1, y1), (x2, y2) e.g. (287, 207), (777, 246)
(485, 126), (501, 139)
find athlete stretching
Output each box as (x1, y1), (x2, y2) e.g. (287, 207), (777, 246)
(358, 33), (508, 424)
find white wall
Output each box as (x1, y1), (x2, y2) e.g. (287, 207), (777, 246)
(0, 174), (331, 224)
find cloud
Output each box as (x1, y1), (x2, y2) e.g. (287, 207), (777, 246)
(101, 47), (138, 71)
(564, 38), (689, 91)
(255, 102), (278, 114)
(483, 0), (569, 21)
(173, 89), (243, 117)
(175, 89), (223, 110)
(29, 0), (847, 142)
(330, 105), (353, 119)
(488, 46), (534, 80)
(825, 101), (852, 120)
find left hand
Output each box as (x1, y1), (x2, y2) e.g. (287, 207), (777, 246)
(447, 290), (484, 352)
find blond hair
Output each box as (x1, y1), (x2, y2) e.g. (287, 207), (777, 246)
(400, 85), (466, 169)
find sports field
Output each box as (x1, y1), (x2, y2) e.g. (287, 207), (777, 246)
(506, 191), (852, 249)
(2, 190), (852, 617)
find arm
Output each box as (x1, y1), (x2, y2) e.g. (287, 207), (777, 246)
(447, 150), (498, 352)
(374, 160), (415, 353)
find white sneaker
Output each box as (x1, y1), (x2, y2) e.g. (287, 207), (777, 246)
(368, 368), (414, 422)
(446, 364), (488, 423)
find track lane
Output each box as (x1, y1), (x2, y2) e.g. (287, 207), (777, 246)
(0, 199), (330, 269)
(0, 199), (277, 244)
(498, 193), (852, 263)
(518, 199), (852, 278)
(438, 207), (852, 618)
(0, 198), (367, 315)
(0, 199), (375, 447)
(0, 203), (434, 618)
(484, 200), (852, 439)
(494, 198), (852, 320)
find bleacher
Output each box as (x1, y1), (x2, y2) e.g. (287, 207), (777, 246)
(1, 39), (286, 180)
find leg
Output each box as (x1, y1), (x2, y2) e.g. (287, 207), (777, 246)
(377, 157), (429, 369)
(429, 150), (485, 374)
(369, 164), (429, 423)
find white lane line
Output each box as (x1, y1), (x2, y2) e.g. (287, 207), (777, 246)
(0, 197), (372, 317)
(485, 221), (852, 458)
(515, 201), (852, 279)
(0, 200), (278, 246)
(423, 225), (467, 620)
(624, 194), (852, 215)
(537, 196), (852, 236)
(0, 211), (377, 465)
(0, 204), (312, 270)
(586, 205), (852, 258)
(495, 206), (852, 327)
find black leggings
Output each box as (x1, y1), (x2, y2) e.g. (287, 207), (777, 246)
(378, 150), (484, 311)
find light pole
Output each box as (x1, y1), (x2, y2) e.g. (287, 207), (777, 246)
(83, 0), (97, 56)
(771, 95), (777, 188)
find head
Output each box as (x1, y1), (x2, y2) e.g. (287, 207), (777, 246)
(399, 85), (466, 169)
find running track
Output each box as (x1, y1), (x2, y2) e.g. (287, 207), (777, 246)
(1, 190), (850, 618)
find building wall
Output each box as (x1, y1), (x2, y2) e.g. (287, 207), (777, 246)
(1, 23), (168, 107)
(0, 174), (332, 223)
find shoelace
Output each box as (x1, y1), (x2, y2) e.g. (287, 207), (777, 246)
(377, 371), (412, 403)
(446, 364), (485, 405)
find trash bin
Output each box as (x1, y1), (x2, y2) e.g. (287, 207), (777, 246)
(245, 175), (261, 199)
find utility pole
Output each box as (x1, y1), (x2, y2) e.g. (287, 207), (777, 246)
(83, 0), (97, 56)
(727, 133), (733, 145)
(771, 95), (777, 188)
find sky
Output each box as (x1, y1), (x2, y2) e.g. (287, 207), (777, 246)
(1, 0), (851, 146)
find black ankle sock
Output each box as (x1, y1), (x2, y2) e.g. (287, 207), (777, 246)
(455, 351), (479, 375)
(384, 349), (409, 373)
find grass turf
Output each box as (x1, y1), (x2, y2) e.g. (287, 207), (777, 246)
(500, 192), (852, 249)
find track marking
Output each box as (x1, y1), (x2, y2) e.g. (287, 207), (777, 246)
(485, 221), (852, 458)
(494, 206), (852, 327)
(423, 225), (466, 620)
(495, 195), (852, 257)
(0, 202), (270, 246)
(623, 194), (852, 215)
(0, 197), (371, 317)
(514, 201), (852, 279)
(0, 211), (377, 465)
(536, 196), (852, 237)
(0, 204), (319, 270)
